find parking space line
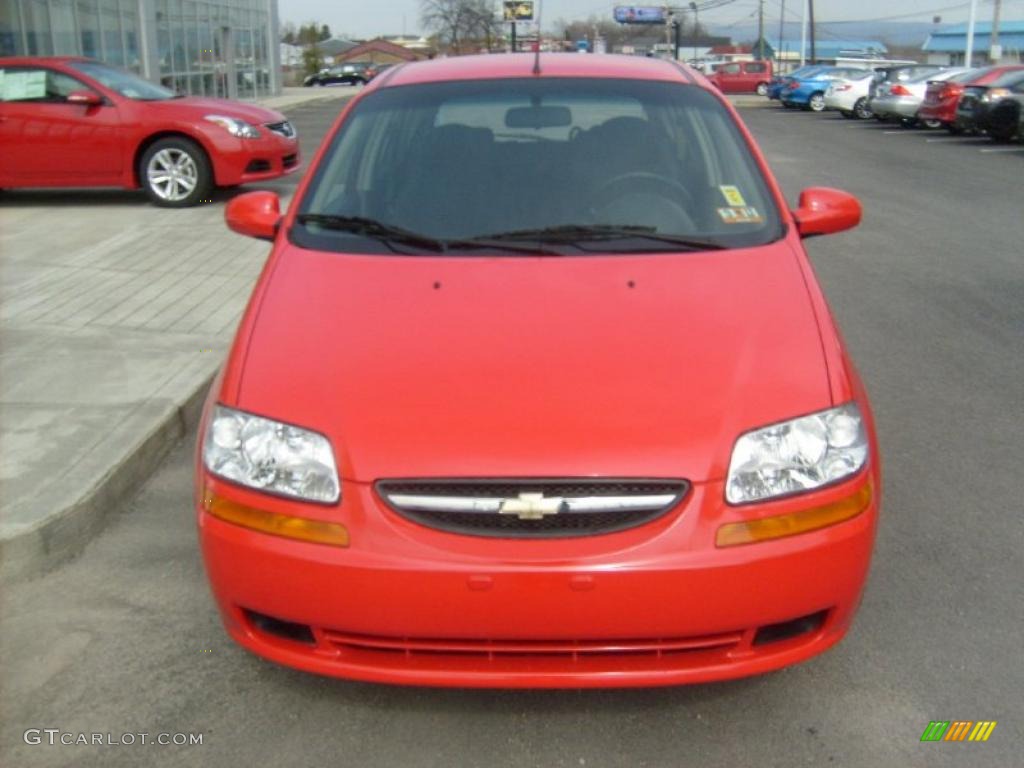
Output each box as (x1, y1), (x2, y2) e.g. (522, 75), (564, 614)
(925, 136), (990, 143)
(979, 147), (1024, 153)
(882, 130), (920, 135)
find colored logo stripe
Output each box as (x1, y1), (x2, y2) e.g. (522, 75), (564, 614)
(944, 721), (972, 741)
(969, 722), (997, 742)
(921, 720), (997, 743)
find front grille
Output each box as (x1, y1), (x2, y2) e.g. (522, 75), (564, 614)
(244, 158), (271, 173)
(282, 153), (298, 169)
(376, 479), (688, 538)
(321, 629), (743, 659)
(265, 120), (296, 138)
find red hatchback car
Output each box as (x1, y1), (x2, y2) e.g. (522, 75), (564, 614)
(197, 54), (880, 688)
(918, 63), (1024, 133)
(0, 57), (300, 206)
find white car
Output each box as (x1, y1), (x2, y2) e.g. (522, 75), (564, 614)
(824, 71), (876, 119)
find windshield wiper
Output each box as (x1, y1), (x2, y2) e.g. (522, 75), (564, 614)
(296, 214), (565, 256)
(296, 214), (446, 252)
(476, 224), (727, 251)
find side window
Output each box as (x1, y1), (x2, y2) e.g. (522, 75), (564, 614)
(746, 63), (767, 74)
(721, 63), (741, 75)
(0, 67), (90, 103)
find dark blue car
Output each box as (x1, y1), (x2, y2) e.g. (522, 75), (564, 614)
(767, 65), (827, 101)
(780, 66), (869, 111)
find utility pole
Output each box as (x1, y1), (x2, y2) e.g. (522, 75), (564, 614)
(991, 0), (1003, 62)
(808, 0), (816, 63)
(758, 0), (765, 60)
(690, 2), (699, 62)
(778, 0), (786, 71)
(965, 0), (977, 66)
(799, 0), (807, 66)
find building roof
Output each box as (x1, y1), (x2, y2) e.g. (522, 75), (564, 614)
(764, 38), (888, 58)
(336, 39), (427, 63)
(317, 38), (359, 57)
(709, 45), (751, 55)
(923, 21), (1024, 53)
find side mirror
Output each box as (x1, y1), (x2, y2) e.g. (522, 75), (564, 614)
(225, 191), (281, 241)
(792, 187), (862, 238)
(66, 90), (103, 106)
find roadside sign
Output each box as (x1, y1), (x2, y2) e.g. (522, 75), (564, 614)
(613, 6), (666, 24)
(504, 1), (534, 22)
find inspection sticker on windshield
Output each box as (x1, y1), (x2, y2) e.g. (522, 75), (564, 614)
(719, 185), (747, 207)
(718, 206), (764, 225)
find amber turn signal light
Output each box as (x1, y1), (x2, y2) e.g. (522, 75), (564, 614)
(203, 489), (349, 547)
(716, 484), (872, 547)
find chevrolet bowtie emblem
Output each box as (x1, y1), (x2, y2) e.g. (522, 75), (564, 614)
(499, 492), (566, 521)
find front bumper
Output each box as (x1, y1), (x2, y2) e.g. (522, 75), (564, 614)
(198, 471), (878, 688)
(206, 131), (301, 187)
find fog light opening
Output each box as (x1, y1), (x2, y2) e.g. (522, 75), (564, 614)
(244, 609), (315, 645)
(753, 609), (829, 646)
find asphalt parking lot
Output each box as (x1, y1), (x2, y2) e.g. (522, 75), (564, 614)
(1, 99), (1021, 768)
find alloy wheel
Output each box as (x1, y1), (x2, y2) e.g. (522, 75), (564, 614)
(146, 148), (198, 203)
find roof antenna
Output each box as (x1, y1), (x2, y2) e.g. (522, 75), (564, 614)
(532, 0), (543, 74)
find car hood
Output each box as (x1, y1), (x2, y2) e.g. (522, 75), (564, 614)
(145, 97), (286, 125)
(236, 243), (831, 483)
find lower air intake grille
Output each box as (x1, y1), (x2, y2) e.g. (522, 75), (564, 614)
(376, 479), (689, 538)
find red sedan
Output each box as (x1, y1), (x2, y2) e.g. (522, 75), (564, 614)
(919, 63), (1024, 133)
(0, 57), (300, 206)
(197, 54), (880, 688)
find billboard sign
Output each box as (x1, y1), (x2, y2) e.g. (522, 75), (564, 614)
(613, 6), (667, 24)
(504, 1), (534, 21)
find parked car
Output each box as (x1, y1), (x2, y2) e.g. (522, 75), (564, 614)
(303, 62), (373, 87)
(824, 71), (876, 119)
(986, 92), (1024, 142)
(919, 64), (1024, 134)
(200, 53), (878, 688)
(869, 68), (969, 127)
(0, 56), (300, 207)
(767, 65), (826, 101)
(708, 59), (773, 95)
(867, 64), (945, 113)
(955, 70), (1024, 140)
(781, 66), (871, 112)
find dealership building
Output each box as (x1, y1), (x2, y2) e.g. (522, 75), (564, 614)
(0, 0), (282, 99)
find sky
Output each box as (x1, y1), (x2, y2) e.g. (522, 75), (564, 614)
(278, 0), (1022, 39)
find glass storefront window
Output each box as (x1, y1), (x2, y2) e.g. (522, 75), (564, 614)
(0, 2), (23, 56)
(51, 0), (77, 55)
(101, 0), (125, 67)
(25, 0), (54, 55)
(77, 0), (100, 58)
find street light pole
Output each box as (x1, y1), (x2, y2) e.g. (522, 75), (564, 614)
(965, 0), (978, 66)
(690, 2), (699, 62)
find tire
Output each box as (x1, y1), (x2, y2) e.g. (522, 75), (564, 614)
(946, 123), (963, 135)
(899, 117), (919, 129)
(808, 92), (826, 112)
(755, 82), (768, 97)
(139, 137), (212, 208)
(921, 118), (942, 129)
(840, 110), (855, 119)
(854, 97), (873, 120)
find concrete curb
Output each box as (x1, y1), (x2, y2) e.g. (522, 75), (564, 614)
(0, 374), (214, 582)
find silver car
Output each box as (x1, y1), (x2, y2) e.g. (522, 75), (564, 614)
(870, 68), (971, 127)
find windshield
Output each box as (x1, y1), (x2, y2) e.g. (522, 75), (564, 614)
(68, 61), (177, 100)
(296, 78), (782, 255)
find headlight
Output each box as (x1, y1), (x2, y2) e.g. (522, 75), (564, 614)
(204, 114), (261, 139)
(203, 405), (340, 503)
(726, 403), (868, 504)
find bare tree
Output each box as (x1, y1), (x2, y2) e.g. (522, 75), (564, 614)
(421, 0), (499, 53)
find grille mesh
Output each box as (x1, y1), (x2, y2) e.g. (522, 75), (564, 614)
(377, 479), (688, 538)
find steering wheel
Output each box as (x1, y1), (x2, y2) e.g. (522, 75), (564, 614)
(585, 172), (695, 225)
